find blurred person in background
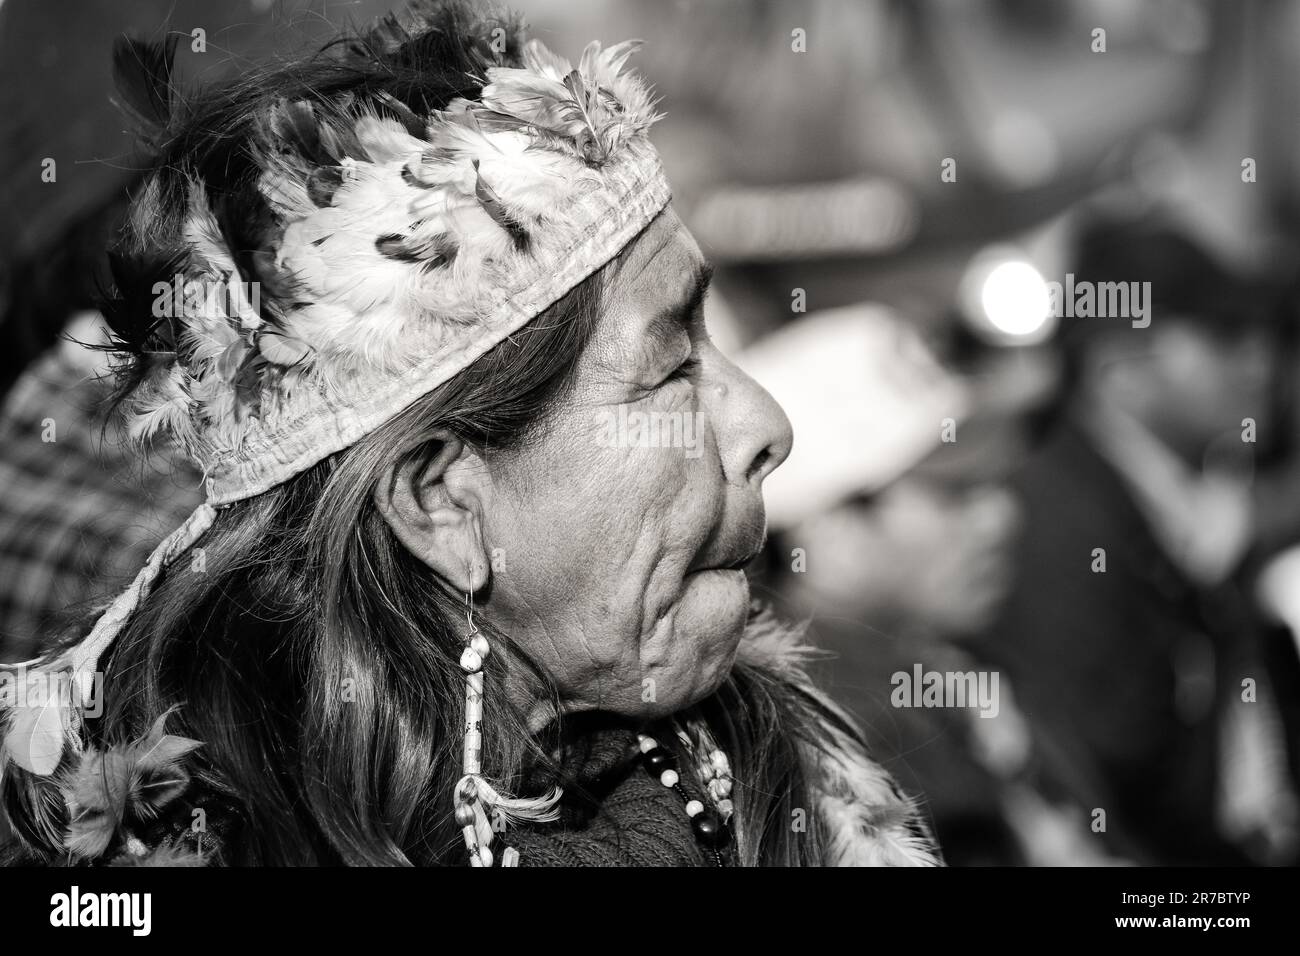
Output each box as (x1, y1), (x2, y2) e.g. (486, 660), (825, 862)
(736, 305), (1118, 865)
(1248, 295), (1300, 846)
(523, 0), (1300, 867)
(536, 0), (1300, 865)
(977, 211), (1299, 865)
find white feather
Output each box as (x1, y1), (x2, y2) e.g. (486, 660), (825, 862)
(127, 363), (196, 451)
(736, 611), (944, 867)
(521, 38), (573, 81)
(130, 33), (665, 451)
(2, 670), (72, 775)
(354, 113), (425, 165)
(474, 776), (564, 825)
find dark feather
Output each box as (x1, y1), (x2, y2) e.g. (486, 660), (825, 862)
(318, 119), (367, 164)
(375, 90), (429, 140)
(231, 350), (267, 423)
(472, 160), (528, 250)
(0, 763), (67, 855)
(376, 231), (454, 271)
(307, 165), (344, 207)
(111, 33), (181, 136)
(268, 100), (328, 165)
(250, 248), (300, 303)
(374, 233), (408, 257)
(400, 164), (426, 188)
(94, 248), (188, 412)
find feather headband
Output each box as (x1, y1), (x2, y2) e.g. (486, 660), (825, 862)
(0, 27), (670, 778)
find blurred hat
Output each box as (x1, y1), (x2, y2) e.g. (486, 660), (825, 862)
(734, 304), (968, 530)
(1070, 213), (1287, 336)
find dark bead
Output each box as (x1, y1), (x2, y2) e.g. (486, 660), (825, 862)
(642, 747), (677, 774)
(692, 810), (730, 849)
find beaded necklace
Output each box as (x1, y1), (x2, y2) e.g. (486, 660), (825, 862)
(636, 722), (735, 867)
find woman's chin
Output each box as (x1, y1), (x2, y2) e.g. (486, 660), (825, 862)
(663, 569), (750, 702)
(682, 566), (749, 635)
(574, 572), (750, 719)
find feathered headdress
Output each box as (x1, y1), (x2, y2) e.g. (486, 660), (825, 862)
(0, 4), (669, 797)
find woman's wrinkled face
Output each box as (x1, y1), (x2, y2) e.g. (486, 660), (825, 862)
(481, 208), (791, 717)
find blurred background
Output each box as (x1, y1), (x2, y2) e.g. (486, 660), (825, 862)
(3, 0), (1300, 865)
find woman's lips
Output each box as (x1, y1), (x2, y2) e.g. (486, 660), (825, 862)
(688, 511), (767, 577)
(687, 543), (762, 575)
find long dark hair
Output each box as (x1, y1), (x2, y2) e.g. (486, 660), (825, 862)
(87, 274), (605, 866)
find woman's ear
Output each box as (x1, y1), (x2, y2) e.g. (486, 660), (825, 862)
(373, 434), (491, 594)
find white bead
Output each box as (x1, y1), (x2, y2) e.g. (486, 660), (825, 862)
(684, 799), (705, 817)
(460, 647), (482, 672)
(639, 736), (658, 753)
(470, 634), (490, 659)
(718, 798), (734, 817)
(478, 845), (494, 867)
(659, 769), (679, 787)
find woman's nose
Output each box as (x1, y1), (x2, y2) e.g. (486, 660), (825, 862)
(709, 354), (793, 487)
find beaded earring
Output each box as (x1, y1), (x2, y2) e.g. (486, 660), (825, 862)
(452, 589), (519, 868)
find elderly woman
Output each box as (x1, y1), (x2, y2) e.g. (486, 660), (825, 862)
(0, 1), (939, 867)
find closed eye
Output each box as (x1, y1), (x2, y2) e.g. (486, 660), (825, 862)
(662, 352), (701, 385)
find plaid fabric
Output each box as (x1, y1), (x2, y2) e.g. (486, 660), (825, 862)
(0, 333), (202, 663)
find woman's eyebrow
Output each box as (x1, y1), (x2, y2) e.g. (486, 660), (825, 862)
(678, 261), (715, 322)
(642, 262), (715, 355)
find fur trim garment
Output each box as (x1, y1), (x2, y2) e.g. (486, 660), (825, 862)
(735, 612), (942, 866)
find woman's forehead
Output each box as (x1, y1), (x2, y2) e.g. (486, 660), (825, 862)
(576, 212), (707, 378)
(602, 208), (708, 337)
(614, 207), (705, 293)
